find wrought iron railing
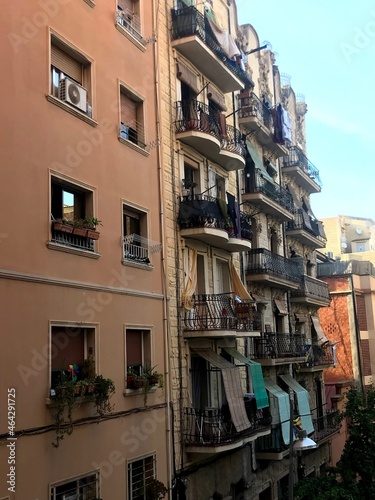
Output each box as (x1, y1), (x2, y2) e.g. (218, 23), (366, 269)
(116, 7), (143, 42)
(52, 229), (94, 252)
(311, 406), (341, 442)
(178, 195), (252, 241)
(291, 275), (330, 302)
(171, 6), (253, 87)
(286, 210), (326, 243)
(281, 146), (322, 188)
(123, 239), (150, 264)
(238, 92), (274, 132)
(303, 344), (334, 368)
(248, 333), (307, 360)
(243, 171), (295, 214)
(184, 405), (271, 446)
(246, 248), (300, 283)
(182, 293), (261, 333)
(222, 124), (246, 158)
(175, 100), (220, 137)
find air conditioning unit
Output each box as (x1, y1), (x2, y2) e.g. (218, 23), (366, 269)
(59, 77), (87, 113)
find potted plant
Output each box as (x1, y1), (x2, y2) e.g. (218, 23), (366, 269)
(127, 367), (145, 390)
(51, 218), (74, 234)
(93, 375), (115, 416)
(81, 357), (96, 394)
(72, 218), (89, 237)
(145, 478), (168, 500)
(83, 216), (102, 240)
(140, 365), (164, 405)
(51, 379), (76, 448)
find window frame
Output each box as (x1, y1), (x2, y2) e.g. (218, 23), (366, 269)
(50, 470), (99, 500)
(125, 326), (153, 390)
(116, 0), (146, 52)
(127, 453), (156, 500)
(47, 30), (97, 127)
(118, 82), (149, 156)
(122, 201), (151, 268)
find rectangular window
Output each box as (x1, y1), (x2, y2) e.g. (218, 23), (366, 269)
(51, 176), (98, 251)
(208, 168), (225, 200)
(126, 329), (151, 379)
(117, 0), (142, 41)
(50, 36), (92, 116)
(50, 326), (96, 391)
(50, 471), (99, 500)
(123, 205), (149, 264)
(128, 455), (155, 500)
(120, 88), (146, 148)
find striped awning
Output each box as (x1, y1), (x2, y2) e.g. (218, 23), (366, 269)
(192, 349), (251, 433)
(264, 378), (291, 445)
(224, 348), (269, 409)
(279, 374), (314, 435)
(274, 299), (288, 316)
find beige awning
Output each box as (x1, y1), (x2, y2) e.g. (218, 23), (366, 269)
(295, 313), (308, 323)
(176, 61), (200, 95)
(274, 299), (288, 316)
(192, 348), (251, 433)
(207, 85), (227, 111)
(230, 260), (251, 300)
(311, 316), (329, 344)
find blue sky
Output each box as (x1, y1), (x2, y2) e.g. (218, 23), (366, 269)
(237, 1), (375, 221)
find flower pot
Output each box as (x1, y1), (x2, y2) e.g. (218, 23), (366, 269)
(52, 221), (73, 234)
(133, 378), (145, 389)
(72, 227), (88, 237)
(87, 229), (100, 240)
(149, 375), (159, 386)
(85, 384), (95, 395)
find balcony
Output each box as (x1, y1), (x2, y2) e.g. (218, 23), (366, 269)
(51, 223), (95, 252)
(184, 405), (271, 453)
(311, 407), (341, 444)
(286, 210), (327, 248)
(281, 146), (322, 194)
(290, 275), (331, 307)
(178, 195), (252, 252)
(242, 171), (295, 222)
(298, 344), (334, 372)
(171, 6), (254, 93)
(248, 333), (307, 366)
(256, 423), (289, 460)
(246, 248), (301, 289)
(175, 100), (246, 171)
(238, 92), (287, 158)
(182, 293), (261, 338)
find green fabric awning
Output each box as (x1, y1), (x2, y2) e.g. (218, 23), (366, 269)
(264, 378), (291, 445)
(224, 348), (269, 409)
(279, 374), (314, 435)
(246, 141), (274, 183)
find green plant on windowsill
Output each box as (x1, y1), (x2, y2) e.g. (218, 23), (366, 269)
(93, 375), (115, 416)
(127, 367), (146, 390)
(51, 379), (76, 448)
(145, 478), (168, 500)
(140, 365), (164, 406)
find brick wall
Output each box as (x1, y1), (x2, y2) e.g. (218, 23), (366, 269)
(356, 294), (368, 331)
(361, 339), (372, 376)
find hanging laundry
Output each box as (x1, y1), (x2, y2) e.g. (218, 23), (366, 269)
(205, 16), (240, 60)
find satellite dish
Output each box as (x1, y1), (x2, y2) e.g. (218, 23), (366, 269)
(341, 242), (347, 248)
(356, 227), (363, 235)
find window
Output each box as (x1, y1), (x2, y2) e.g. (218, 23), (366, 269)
(50, 326), (96, 391)
(356, 242), (366, 252)
(208, 168), (225, 200)
(182, 159), (201, 197)
(117, 0), (143, 42)
(126, 329), (151, 379)
(120, 87), (146, 149)
(50, 36), (92, 117)
(123, 204), (149, 264)
(128, 455), (156, 500)
(50, 471), (99, 500)
(50, 176), (98, 252)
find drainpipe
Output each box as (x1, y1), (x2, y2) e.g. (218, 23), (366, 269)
(153, 0), (173, 493)
(349, 274), (364, 393)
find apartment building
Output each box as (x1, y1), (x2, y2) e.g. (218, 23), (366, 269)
(158, 1), (340, 499)
(0, 1), (169, 498)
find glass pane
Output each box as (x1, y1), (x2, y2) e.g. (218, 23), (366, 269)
(63, 190), (75, 221)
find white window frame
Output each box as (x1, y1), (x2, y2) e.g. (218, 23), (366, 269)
(127, 454), (156, 500)
(116, 0), (146, 51)
(122, 201), (151, 267)
(50, 470), (99, 500)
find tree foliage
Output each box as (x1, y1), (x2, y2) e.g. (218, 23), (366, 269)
(295, 388), (375, 500)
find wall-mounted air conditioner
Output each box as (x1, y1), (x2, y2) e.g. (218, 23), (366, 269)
(59, 77), (87, 113)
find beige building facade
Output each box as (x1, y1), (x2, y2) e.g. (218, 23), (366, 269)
(0, 1), (169, 498)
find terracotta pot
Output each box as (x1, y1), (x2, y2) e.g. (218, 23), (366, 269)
(87, 229), (100, 240)
(72, 227), (88, 237)
(53, 221), (73, 234)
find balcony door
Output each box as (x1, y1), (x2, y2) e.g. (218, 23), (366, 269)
(215, 259), (231, 294)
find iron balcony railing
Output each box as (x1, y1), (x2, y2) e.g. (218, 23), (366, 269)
(248, 333), (307, 360)
(291, 275), (330, 302)
(52, 228), (94, 252)
(178, 194), (253, 241)
(256, 423), (285, 454)
(238, 92), (274, 132)
(303, 344), (334, 368)
(286, 210), (326, 243)
(123, 238), (150, 264)
(246, 248), (300, 283)
(222, 124), (246, 158)
(182, 293), (261, 333)
(184, 405), (271, 447)
(243, 171), (295, 214)
(311, 406), (341, 442)
(171, 6), (254, 87)
(281, 146), (322, 188)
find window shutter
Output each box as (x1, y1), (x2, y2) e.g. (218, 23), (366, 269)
(118, 0), (133, 12)
(51, 43), (82, 83)
(207, 85), (227, 111)
(176, 61), (200, 95)
(121, 92), (137, 127)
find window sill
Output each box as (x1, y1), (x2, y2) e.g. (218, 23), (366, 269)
(46, 95), (98, 127)
(115, 22), (146, 52)
(118, 136), (150, 157)
(121, 258), (153, 270)
(123, 387), (157, 397)
(46, 395), (94, 408)
(47, 241), (101, 259)
(83, 0), (95, 6)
